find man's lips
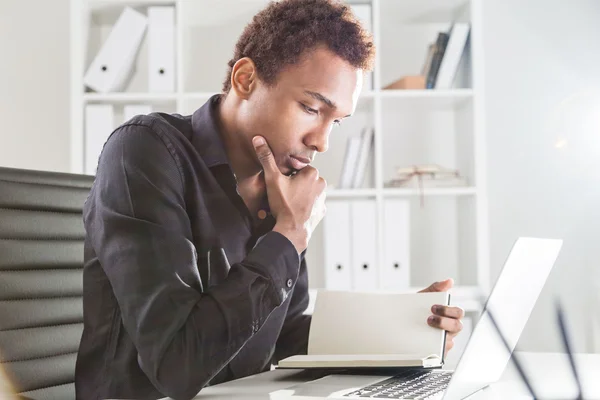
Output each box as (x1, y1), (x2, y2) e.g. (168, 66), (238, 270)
(289, 155), (311, 170)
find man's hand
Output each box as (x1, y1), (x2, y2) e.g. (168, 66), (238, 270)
(252, 136), (327, 254)
(419, 278), (465, 356)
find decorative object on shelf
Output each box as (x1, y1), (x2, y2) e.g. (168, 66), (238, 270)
(83, 7), (148, 93)
(385, 164), (467, 206)
(383, 75), (426, 90)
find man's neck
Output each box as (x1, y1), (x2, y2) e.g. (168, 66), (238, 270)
(215, 93), (261, 182)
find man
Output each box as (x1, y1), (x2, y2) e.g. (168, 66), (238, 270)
(75, 0), (464, 399)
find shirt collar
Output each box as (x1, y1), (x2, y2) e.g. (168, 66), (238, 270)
(191, 94), (274, 225)
(191, 94), (231, 169)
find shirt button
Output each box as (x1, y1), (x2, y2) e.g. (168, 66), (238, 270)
(286, 279), (293, 288)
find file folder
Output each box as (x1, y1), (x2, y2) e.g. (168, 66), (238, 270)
(351, 200), (378, 291)
(123, 104), (152, 122)
(83, 7), (148, 93)
(148, 6), (176, 92)
(85, 105), (114, 175)
(382, 199), (411, 291)
(323, 201), (352, 291)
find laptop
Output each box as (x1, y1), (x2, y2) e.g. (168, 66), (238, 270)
(270, 237), (563, 400)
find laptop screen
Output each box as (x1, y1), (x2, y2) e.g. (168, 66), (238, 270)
(442, 237), (563, 400)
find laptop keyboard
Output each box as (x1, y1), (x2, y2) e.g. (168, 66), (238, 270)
(343, 370), (453, 399)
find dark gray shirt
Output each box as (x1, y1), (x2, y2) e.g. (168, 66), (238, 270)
(75, 94), (311, 400)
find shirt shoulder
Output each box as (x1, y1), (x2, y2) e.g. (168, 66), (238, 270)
(120, 112), (194, 145)
(106, 112), (196, 168)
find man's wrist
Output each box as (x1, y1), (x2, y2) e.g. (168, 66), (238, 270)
(273, 223), (307, 254)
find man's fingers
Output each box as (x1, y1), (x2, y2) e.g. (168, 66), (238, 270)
(297, 164), (319, 180)
(252, 136), (280, 178)
(445, 339), (454, 355)
(418, 278), (454, 293)
(432, 305), (465, 320)
(427, 315), (463, 334)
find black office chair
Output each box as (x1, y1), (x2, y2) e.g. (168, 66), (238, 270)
(0, 166), (94, 399)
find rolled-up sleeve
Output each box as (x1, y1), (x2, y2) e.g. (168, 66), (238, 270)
(84, 124), (300, 400)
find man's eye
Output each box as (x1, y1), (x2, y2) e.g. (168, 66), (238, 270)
(301, 103), (318, 115)
(333, 119), (342, 127)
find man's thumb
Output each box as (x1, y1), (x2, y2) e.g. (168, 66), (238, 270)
(252, 136), (278, 175)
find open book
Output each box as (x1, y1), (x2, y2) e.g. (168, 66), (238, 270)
(277, 290), (450, 369)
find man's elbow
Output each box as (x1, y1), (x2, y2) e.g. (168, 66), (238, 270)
(139, 353), (210, 400)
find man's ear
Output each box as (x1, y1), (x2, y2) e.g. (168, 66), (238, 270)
(230, 57), (258, 99)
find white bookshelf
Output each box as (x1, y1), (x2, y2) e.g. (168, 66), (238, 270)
(70, 0), (490, 315)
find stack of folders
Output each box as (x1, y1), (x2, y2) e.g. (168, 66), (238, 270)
(338, 126), (374, 189)
(323, 198), (410, 293)
(84, 6), (175, 93)
(84, 6), (175, 175)
(421, 23), (471, 89)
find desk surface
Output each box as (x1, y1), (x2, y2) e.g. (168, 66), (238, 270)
(190, 352), (600, 400)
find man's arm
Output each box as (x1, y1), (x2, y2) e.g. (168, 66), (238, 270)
(86, 124), (301, 400)
(271, 255), (312, 363)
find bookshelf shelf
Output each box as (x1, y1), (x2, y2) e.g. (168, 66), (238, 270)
(379, 89), (473, 109)
(88, 0), (176, 6)
(380, 0), (470, 24)
(379, 89), (473, 98)
(383, 187), (477, 197)
(326, 189), (378, 198)
(182, 92), (217, 100)
(83, 92), (177, 103)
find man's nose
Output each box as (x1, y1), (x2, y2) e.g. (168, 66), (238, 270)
(304, 124), (331, 153)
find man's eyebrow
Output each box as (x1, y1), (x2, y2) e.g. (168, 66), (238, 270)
(304, 90), (352, 118)
(304, 90), (336, 109)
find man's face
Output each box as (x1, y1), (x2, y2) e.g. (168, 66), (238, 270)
(241, 46), (362, 176)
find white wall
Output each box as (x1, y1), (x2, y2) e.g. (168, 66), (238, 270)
(0, 0), (71, 172)
(483, 0), (600, 352)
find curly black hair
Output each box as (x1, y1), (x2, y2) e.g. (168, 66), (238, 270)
(222, 0), (375, 93)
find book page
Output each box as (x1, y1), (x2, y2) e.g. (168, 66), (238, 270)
(279, 354), (442, 369)
(307, 291), (449, 358)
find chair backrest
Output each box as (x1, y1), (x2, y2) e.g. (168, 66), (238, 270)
(0, 166), (94, 399)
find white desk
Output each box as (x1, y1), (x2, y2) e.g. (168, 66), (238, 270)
(191, 352), (600, 399)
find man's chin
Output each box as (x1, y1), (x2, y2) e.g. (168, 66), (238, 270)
(283, 168), (298, 177)
(280, 164), (298, 177)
